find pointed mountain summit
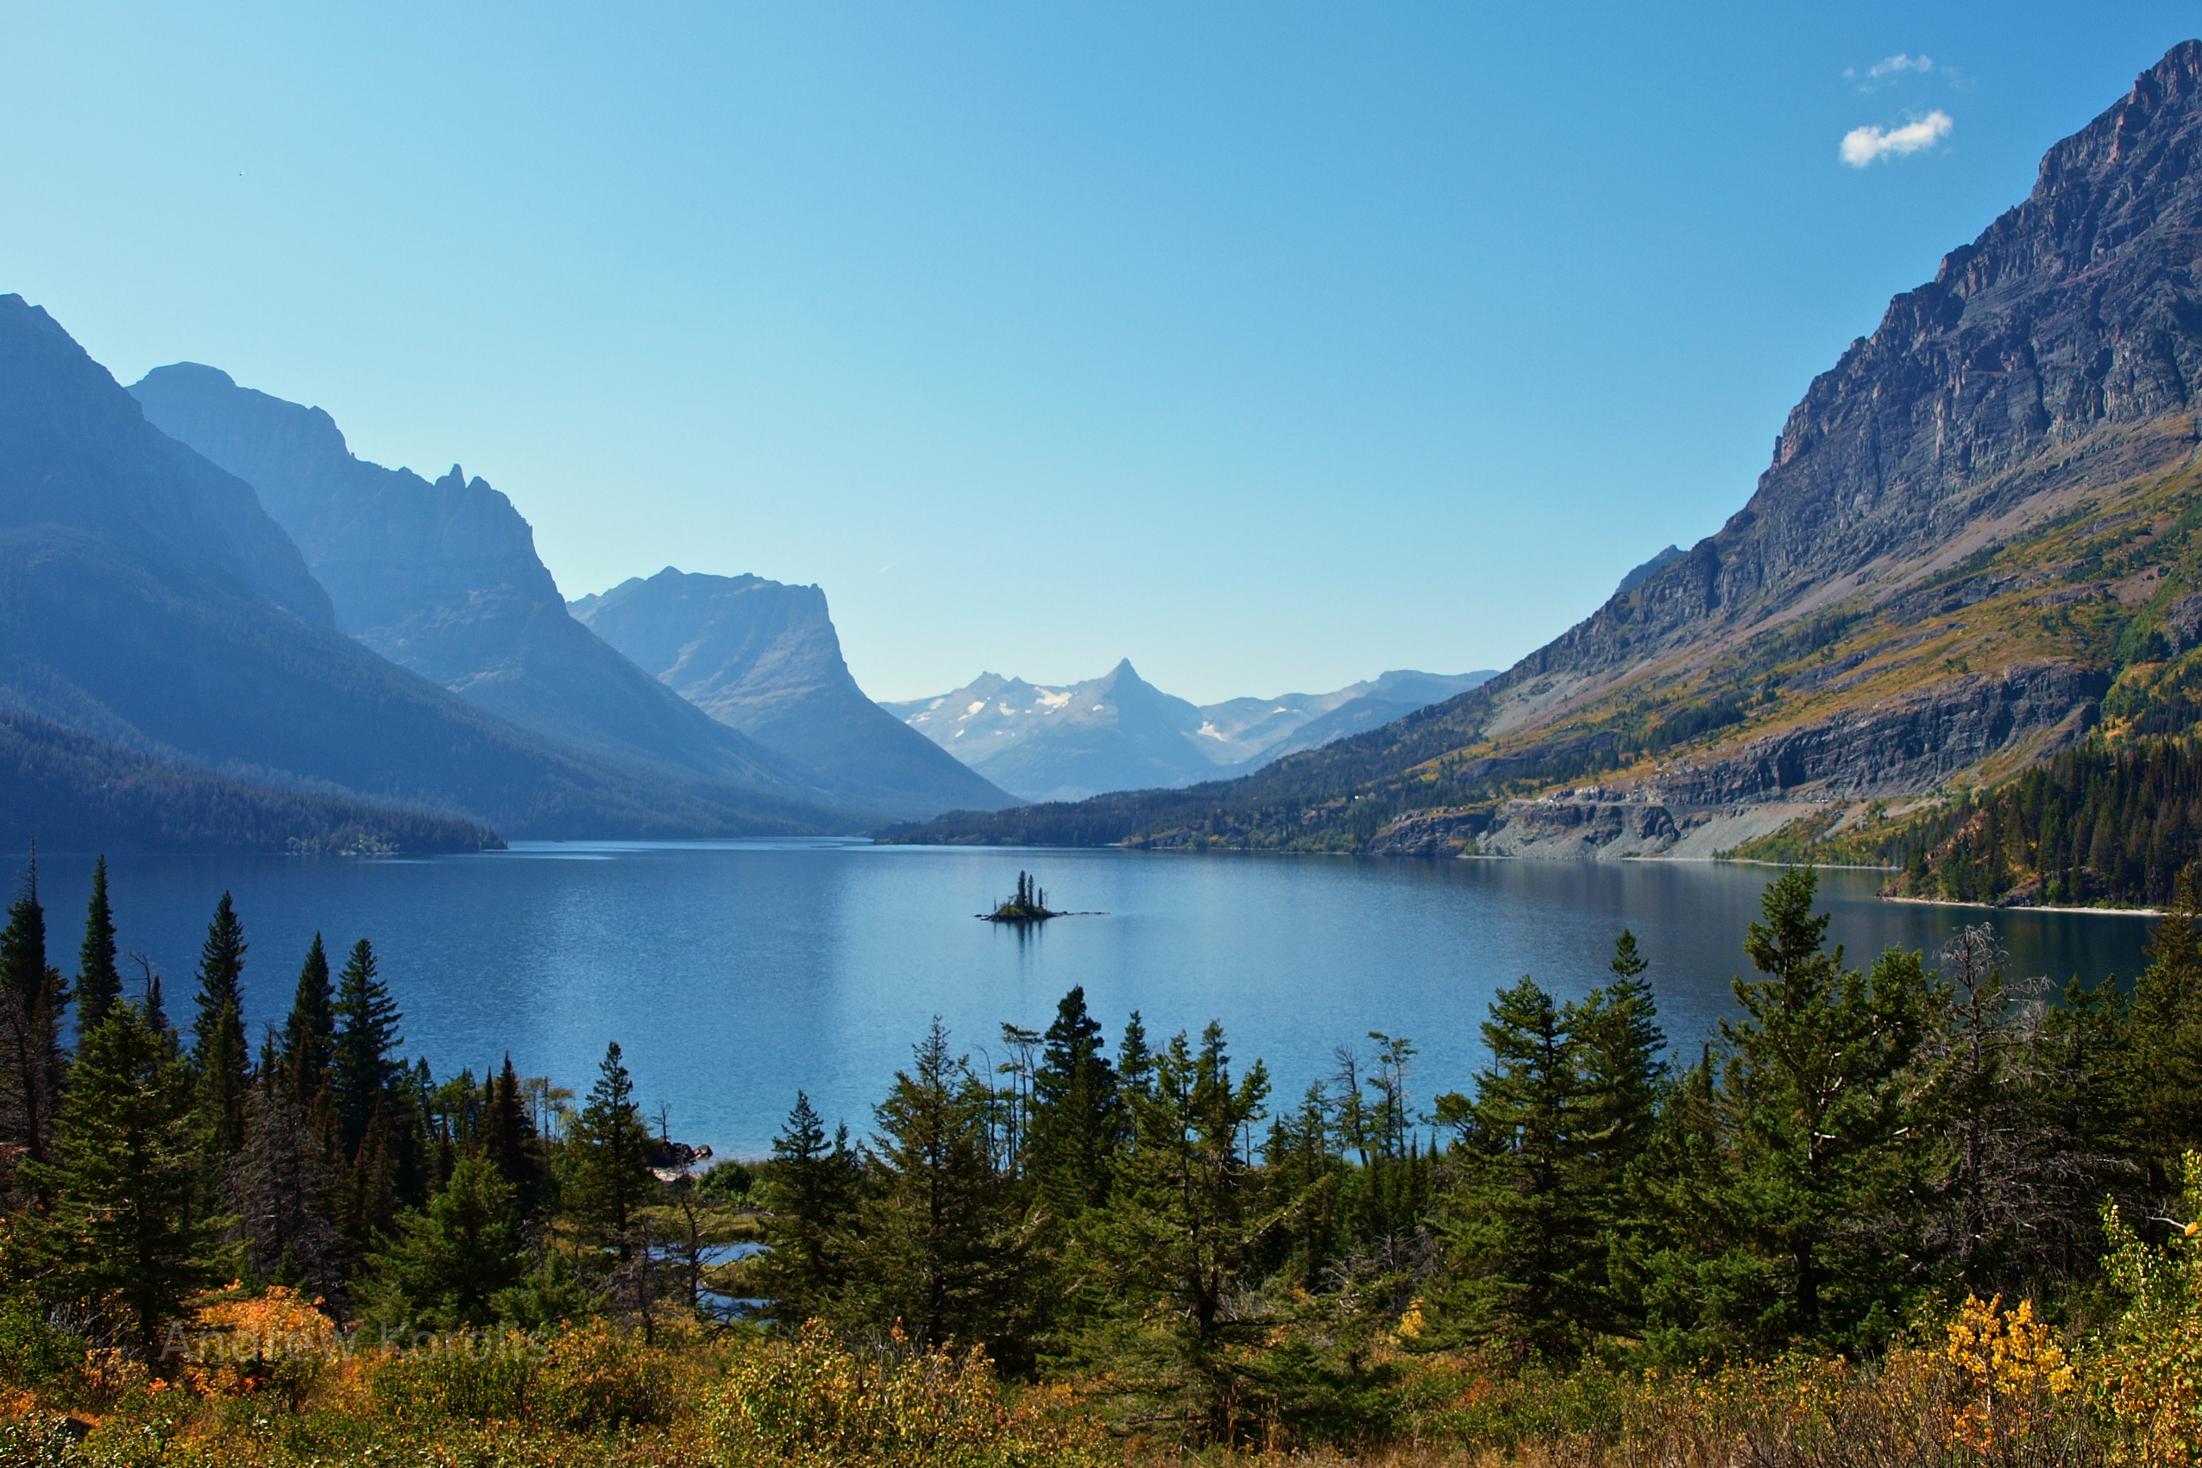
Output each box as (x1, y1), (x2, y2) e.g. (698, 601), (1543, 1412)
(129, 362), (848, 814)
(891, 40), (2202, 856)
(884, 660), (1491, 802)
(570, 567), (1015, 819)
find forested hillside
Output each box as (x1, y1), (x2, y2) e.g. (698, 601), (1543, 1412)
(0, 711), (500, 856)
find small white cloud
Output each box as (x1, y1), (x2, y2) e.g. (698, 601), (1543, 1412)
(1849, 53), (1936, 91)
(1868, 53), (1932, 79)
(1840, 109), (1953, 167)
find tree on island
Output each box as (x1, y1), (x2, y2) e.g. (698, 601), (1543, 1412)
(986, 871), (1059, 923)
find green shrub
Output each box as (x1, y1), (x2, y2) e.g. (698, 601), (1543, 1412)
(0, 1308), (80, 1390)
(369, 1333), (534, 1422)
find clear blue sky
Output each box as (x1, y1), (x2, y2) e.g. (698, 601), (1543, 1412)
(7, 5), (2196, 702)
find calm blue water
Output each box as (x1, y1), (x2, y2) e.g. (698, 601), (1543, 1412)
(26, 843), (2154, 1156)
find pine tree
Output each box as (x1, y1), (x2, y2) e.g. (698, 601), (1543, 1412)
(754, 1089), (859, 1327)
(481, 1054), (546, 1220)
(331, 938), (402, 1159)
(1567, 933), (1667, 1336)
(344, 1099), (401, 1250)
(1709, 870), (1937, 1348)
(1076, 1021), (1273, 1440)
(282, 935), (336, 1106)
(359, 1155), (529, 1331)
(190, 892), (250, 1162)
(1026, 986), (1123, 1216)
(0, 854), (66, 1165)
(2128, 875), (2202, 1179)
(1432, 975), (1596, 1357)
(843, 1018), (1028, 1351)
(1117, 1010), (1155, 1099)
(23, 1001), (216, 1359)
(567, 1041), (655, 1262)
(75, 856), (122, 1035)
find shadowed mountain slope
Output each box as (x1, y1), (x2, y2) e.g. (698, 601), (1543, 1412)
(0, 295), (844, 842)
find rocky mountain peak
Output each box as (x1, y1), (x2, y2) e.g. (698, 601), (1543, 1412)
(1517, 38), (2202, 688)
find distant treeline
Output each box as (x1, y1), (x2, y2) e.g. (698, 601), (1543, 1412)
(0, 707), (502, 855)
(1892, 736), (2202, 907)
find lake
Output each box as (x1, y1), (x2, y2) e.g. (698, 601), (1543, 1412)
(27, 843), (2156, 1156)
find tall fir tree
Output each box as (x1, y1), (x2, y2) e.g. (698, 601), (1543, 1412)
(228, 1062), (344, 1303)
(23, 1001), (216, 1359)
(1076, 1021), (1274, 1440)
(481, 1054), (548, 1225)
(1705, 870), (1938, 1349)
(844, 1018), (1028, 1353)
(331, 938), (402, 1160)
(567, 1041), (655, 1262)
(1432, 975), (1596, 1358)
(754, 1089), (859, 1328)
(1567, 933), (1667, 1336)
(189, 892), (250, 1162)
(1026, 986), (1124, 1217)
(2126, 873), (2202, 1182)
(282, 934), (336, 1106)
(0, 853), (66, 1165)
(75, 856), (122, 1034)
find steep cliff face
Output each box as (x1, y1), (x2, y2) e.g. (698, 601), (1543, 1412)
(571, 568), (1016, 819)
(1520, 40), (2202, 685)
(130, 365), (834, 805)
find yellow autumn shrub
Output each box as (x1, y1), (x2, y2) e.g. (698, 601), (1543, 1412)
(703, 1320), (1113, 1467)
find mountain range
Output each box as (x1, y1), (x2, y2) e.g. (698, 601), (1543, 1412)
(886, 41), (2202, 859)
(570, 568), (1014, 819)
(881, 664), (1492, 802)
(0, 306), (999, 851)
(0, 294), (844, 848)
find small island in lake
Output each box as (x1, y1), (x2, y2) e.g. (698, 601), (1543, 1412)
(983, 870), (1060, 923)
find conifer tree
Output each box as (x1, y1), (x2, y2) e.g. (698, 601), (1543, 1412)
(1566, 932), (1666, 1334)
(282, 934), (335, 1105)
(344, 1099), (401, 1250)
(331, 938), (402, 1159)
(360, 1155), (530, 1332)
(754, 1089), (859, 1327)
(0, 854), (65, 1164)
(1626, 1044), (1732, 1357)
(2127, 874), (2202, 1178)
(1117, 1009), (1155, 1099)
(1077, 1021), (1273, 1439)
(75, 856), (121, 1034)
(189, 892), (250, 1161)
(568, 1041), (655, 1262)
(23, 1001), (215, 1359)
(1707, 870), (1937, 1348)
(143, 967), (169, 1036)
(1027, 986), (1123, 1216)
(481, 1053), (546, 1220)
(1433, 975), (1595, 1357)
(844, 1018), (1028, 1351)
